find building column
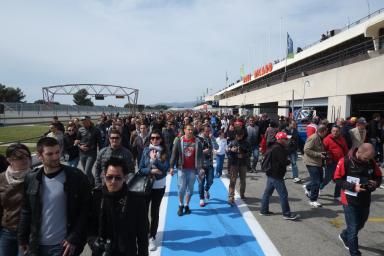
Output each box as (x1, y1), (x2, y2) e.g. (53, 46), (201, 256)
(253, 104), (260, 116)
(278, 100), (289, 117)
(327, 95), (351, 122)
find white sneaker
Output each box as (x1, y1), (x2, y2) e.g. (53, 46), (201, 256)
(293, 178), (302, 183)
(302, 185), (310, 197)
(199, 199), (205, 207)
(309, 201), (322, 208)
(149, 237), (156, 251)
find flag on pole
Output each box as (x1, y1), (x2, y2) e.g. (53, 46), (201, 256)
(225, 71), (229, 82)
(287, 33), (294, 59)
(240, 64), (245, 77)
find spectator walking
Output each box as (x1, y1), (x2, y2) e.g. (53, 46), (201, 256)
(227, 127), (251, 204)
(214, 130), (227, 178)
(284, 120), (302, 183)
(246, 116), (260, 172)
(88, 158), (148, 256)
(335, 143), (382, 256)
(132, 124), (150, 167)
(94, 129), (135, 188)
(0, 143), (32, 256)
(75, 116), (101, 186)
(349, 118), (367, 150)
(198, 125), (219, 207)
(170, 124), (203, 216)
(138, 131), (169, 251)
(259, 132), (300, 220)
(303, 125), (328, 208)
(322, 125), (348, 198)
(63, 124), (79, 168)
(18, 137), (91, 256)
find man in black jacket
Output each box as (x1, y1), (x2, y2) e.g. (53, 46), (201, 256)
(87, 157), (148, 256)
(259, 132), (300, 220)
(75, 116), (101, 187)
(18, 137), (91, 256)
(227, 127), (251, 204)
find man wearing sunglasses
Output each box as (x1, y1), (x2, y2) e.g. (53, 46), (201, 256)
(94, 129), (135, 188)
(88, 157), (148, 256)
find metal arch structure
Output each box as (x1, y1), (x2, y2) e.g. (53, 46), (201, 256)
(42, 84), (139, 113)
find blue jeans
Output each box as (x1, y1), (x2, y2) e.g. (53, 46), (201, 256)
(177, 169), (196, 199)
(250, 144), (259, 169)
(39, 244), (63, 256)
(66, 157), (79, 168)
(0, 228), (21, 256)
(321, 162), (341, 197)
(215, 154), (225, 177)
(341, 204), (370, 256)
(305, 165), (323, 202)
(199, 166), (214, 199)
(80, 154), (96, 186)
(261, 176), (291, 216)
(288, 152), (299, 178)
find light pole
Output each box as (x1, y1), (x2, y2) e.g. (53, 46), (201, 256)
(301, 80), (310, 109)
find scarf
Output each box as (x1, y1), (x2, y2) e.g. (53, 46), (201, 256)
(5, 166), (30, 186)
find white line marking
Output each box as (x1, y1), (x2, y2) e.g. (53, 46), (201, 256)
(149, 174), (172, 256)
(221, 176), (281, 256)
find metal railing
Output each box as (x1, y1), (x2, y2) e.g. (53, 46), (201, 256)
(219, 35), (379, 100)
(0, 102), (130, 116)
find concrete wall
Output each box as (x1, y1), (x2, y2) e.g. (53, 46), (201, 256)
(219, 53), (384, 120)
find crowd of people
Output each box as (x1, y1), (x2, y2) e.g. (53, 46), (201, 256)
(0, 110), (383, 256)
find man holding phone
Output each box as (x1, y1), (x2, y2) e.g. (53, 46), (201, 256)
(334, 143), (382, 256)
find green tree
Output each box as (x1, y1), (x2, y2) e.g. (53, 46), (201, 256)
(0, 84), (26, 102)
(34, 99), (60, 105)
(73, 89), (94, 106)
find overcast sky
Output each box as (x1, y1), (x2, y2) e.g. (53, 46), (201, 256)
(1, 0), (383, 106)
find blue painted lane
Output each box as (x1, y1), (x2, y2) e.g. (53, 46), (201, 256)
(161, 175), (265, 256)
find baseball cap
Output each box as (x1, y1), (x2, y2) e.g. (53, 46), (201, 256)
(275, 132), (288, 140)
(357, 117), (367, 125)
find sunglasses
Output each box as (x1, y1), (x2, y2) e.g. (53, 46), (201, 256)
(67, 129), (74, 132)
(105, 175), (123, 182)
(109, 136), (121, 140)
(151, 136), (161, 140)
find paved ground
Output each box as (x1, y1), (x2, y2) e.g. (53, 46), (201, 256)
(81, 155), (384, 256)
(244, 155), (384, 256)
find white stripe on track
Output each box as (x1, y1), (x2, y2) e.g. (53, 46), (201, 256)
(220, 176), (281, 256)
(149, 174), (172, 256)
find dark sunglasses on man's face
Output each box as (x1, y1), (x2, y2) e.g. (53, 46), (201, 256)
(105, 175), (123, 182)
(151, 136), (161, 140)
(109, 136), (121, 140)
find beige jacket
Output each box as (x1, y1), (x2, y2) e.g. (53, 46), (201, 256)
(349, 127), (366, 149)
(303, 133), (325, 167)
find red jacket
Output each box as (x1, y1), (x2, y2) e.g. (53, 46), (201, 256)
(323, 134), (348, 163)
(334, 155), (382, 206)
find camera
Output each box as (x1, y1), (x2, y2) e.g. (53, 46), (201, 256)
(102, 239), (112, 256)
(92, 238), (112, 256)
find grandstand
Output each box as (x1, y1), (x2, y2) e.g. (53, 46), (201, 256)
(208, 8), (384, 121)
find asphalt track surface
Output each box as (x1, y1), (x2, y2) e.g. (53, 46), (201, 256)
(82, 155), (384, 256)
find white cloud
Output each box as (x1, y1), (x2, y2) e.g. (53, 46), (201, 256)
(0, 0), (382, 105)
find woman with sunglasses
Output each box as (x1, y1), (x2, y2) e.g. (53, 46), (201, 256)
(138, 130), (169, 252)
(0, 143), (32, 256)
